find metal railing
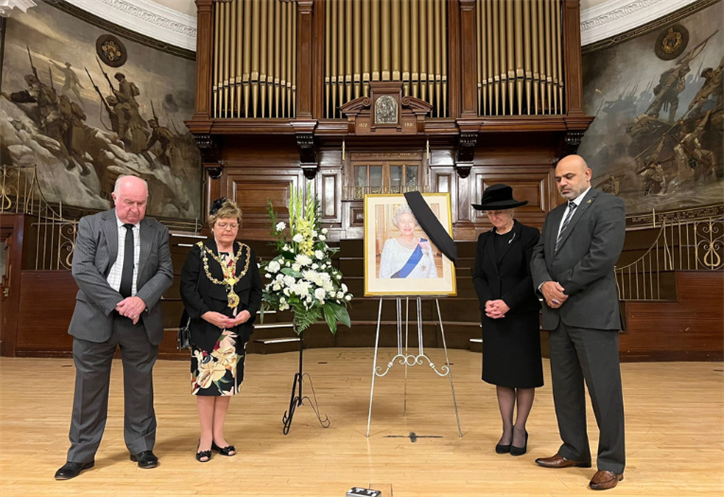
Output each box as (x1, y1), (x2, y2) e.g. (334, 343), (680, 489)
(615, 216), (723, 301)
(1, 165), (202, 270)
(1, 165), (78, 270)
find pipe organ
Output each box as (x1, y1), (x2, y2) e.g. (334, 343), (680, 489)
(324, 0), (449, 118)
(212, 0), (297, 118)
(477, 0), (564, 116)
(189, 0), (592, 242)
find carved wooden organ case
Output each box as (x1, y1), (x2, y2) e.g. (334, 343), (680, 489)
(186, 0), (593, 241)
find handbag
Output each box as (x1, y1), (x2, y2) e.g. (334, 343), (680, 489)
(177, 245), (203, 350)
(177, 310), (192, 350)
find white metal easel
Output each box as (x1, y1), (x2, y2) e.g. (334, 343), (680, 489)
(366, 296), (462, 437)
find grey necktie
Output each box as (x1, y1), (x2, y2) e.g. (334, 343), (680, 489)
(555, 202), (577, 252)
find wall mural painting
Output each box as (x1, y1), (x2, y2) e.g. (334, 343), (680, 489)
(580, 1), (723, 216)
(0, 0), (201, 220)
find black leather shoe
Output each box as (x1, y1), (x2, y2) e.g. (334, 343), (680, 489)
(510, 430), (528, 456)
(130, 450), (159, 469)
(212, 441), (236, 457)
(55, 461), (94, 480)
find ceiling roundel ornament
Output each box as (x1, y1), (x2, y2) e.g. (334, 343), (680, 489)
(654, 25), (689, 61)
(96, 34), (128, 67)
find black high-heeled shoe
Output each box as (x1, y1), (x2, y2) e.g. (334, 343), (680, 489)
(212, 441), (236, 457)
(510, 429), (528, 456)
(495, 432), (512, 454)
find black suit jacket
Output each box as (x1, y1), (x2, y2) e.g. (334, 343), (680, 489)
(180, 239), (262, 352)
(472, 220), (541, 315)
(530, 188), (626, 331)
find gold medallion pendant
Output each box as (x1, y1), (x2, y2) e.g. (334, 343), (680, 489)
(227, 288), (240, 309)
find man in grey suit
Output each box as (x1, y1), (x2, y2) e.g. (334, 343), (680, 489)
(55, 175), (173, 480)
(530, 155), (626, 491)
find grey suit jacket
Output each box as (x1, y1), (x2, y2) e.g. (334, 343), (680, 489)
(68, 209), (174, 345)
(530, 188), (626, 331)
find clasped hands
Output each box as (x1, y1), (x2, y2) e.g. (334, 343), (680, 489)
(116, 296), (147, 325)
(541, 281), (568, 309)
(485, 299), (510, 319)
(202, 310), (252, 329)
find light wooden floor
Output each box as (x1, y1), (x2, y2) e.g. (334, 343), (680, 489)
(1, 349), (723, 497)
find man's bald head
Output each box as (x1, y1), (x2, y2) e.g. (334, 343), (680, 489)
(555, 155), (592, 201)
(112, 175), (148, 224)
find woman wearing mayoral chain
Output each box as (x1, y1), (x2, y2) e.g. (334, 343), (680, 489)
(180, 198), (262, 462)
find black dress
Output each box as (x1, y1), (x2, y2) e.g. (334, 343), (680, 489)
(180, 240), (262, 396)
(472, 220), (544, 389)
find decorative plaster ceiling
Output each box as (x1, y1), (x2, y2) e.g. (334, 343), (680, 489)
(63, 0), (704, 51)
(580, 0), (700, 45)
(0, 0), (37, 17)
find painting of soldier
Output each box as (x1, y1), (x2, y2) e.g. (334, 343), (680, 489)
(0, 1), (201, 220)
(581, 1), (723, 215)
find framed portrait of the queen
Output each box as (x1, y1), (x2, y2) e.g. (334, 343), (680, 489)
(363, 193), (457, 296)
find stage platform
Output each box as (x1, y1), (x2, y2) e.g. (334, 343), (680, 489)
(1, 349), (722, 497)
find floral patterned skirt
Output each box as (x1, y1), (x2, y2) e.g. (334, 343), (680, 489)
(191, 329), (246, 396)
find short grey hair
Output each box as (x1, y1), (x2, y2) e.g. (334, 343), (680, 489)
(113, 175), (148, 193)
(392, 204), (417, 228)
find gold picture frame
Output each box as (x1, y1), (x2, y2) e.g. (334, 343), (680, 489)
(364, 193), (457, 297)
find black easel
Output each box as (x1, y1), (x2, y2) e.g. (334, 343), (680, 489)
(281, 330), (331, 435)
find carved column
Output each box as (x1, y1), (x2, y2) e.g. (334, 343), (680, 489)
(296, 0), (314, 119)
(192, 0), (214, 122)
(459, 0), (478, 118)
(447, 0), (462, 118)
(562, 0), (585, 117)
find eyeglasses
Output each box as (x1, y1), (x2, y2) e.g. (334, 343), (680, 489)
(216, 222), (239, 231)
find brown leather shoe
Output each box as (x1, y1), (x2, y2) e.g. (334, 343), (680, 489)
(535, 453), (592, 468)
(590, 470), (623, 490)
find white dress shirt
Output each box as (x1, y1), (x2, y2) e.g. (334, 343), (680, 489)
(556, 186), (591, 238)
(107, 214), (141, 296)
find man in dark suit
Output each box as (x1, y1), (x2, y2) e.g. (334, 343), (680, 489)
(530, 155), (626, 491)
(55, 175), (173, 480)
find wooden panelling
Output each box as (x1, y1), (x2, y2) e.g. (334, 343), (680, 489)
(221, 136), (306, 240)
(619, 271), (724, 361)
(0, 214), (25, 356)
(15, 271), (76, 355)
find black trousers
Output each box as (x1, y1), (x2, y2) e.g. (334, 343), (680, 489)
(548, 321), (626, 474)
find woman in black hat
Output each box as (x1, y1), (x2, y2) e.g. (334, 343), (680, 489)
(472, 184), (543, 456)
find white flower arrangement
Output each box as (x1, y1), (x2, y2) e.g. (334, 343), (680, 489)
(260, 184), (352, 334)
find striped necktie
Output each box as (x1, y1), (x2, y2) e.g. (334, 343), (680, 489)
(555, 202), (577, 252)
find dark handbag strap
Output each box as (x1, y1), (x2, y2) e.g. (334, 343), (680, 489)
(179, 245), (204, 328)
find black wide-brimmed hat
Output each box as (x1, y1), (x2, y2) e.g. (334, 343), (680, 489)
(472, 184), (528, 210)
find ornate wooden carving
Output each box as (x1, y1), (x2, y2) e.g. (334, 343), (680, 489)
(455, 119), (483, 178)
(561, 130), (586, 157)
(340, 81), (432, 135)
(291, 120), (318, 179)
(194, 134), (220, 163)
(193, 134), (223, 179)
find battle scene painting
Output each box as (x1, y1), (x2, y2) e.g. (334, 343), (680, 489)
(579, 1), (723, 215)
(0, 0), (201, 220)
